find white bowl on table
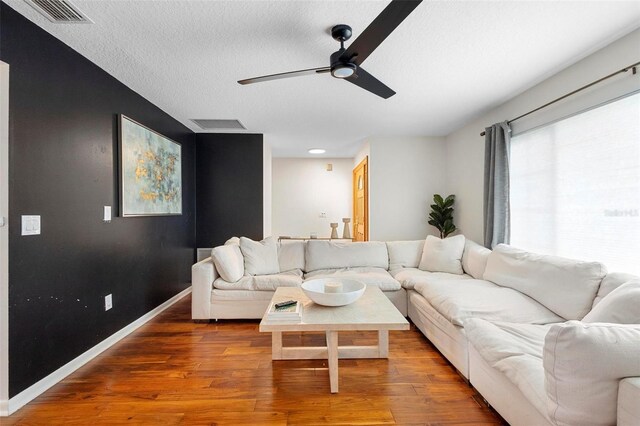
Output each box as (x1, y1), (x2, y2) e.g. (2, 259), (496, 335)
(301, 279), (366, 307)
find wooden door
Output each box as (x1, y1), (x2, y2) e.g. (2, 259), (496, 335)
(353, 156), (369, 241)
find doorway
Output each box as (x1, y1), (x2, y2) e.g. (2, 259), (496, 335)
(353, 156), (368, 241)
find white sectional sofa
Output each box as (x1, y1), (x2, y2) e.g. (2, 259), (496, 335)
(191, 236), (640, 426)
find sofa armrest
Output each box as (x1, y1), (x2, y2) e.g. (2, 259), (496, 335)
(618, 377), (640, 426)
(191, 257), (218, 319)
(543, 321), (640, 426)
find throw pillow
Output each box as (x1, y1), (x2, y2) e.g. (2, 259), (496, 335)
(239, 236), (280, 276)
(583, 280), (640, 324)
(211, 244), (244, 283)
(225, 236), (240, 245)
(418, 234), (465, 274)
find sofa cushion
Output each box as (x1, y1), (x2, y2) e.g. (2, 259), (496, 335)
(413, 278), (563, 326)
(214, 269), (303, 291)
(466, 319), (552, 422)
(462, 239), (491, 279)
(211, 288), (275, 301)
(583, 280), (640, 324)
(419, 235), (465, 275)
(618, 378), (640, 426)
(225, 236), (240, 245)
(278, 240), (306, 272)
(305, 240), (388, 272)
(391, 268), (472, 290)
(386, 240), (424, 270)
(483, 244), (606, 320)
(593, 272), (640, 307)
(544, 321), (640, 426)
(304, 267), (401, 291)
(211, 244), (244, 283)
(239, 236), (280, 276)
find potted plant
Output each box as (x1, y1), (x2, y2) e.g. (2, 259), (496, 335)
(428, 194), (457, 238)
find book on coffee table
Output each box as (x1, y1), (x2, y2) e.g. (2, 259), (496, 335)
(266, 300), (303, 322)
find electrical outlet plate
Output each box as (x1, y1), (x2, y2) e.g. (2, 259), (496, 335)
(21, 215), (41, 235)
(103, 206), (111, 222)
(105, 294), (112, 311)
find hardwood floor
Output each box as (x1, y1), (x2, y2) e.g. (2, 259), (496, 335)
(4, 295), (506, 425)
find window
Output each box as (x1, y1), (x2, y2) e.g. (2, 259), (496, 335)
(510, 92), (640, 274)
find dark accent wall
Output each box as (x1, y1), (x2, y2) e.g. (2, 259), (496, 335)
(1, 3), (196, 397)
(196, 134), (264, 247)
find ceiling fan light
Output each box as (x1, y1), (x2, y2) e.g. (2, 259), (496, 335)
(331, 63), (356, 79)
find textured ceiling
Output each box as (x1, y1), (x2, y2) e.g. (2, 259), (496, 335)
(6, 0), (640, 157)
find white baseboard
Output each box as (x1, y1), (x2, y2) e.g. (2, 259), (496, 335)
(0, 286), (192, 417)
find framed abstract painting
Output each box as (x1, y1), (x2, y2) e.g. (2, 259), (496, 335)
(119, 115), (182, 216)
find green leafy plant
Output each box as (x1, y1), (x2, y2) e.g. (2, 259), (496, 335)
(428, 194), (457, 238)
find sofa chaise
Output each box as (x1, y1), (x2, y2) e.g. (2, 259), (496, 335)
(191, 235), (640, 425)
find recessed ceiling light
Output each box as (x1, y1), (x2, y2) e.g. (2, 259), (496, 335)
(308, 148), (326, 154)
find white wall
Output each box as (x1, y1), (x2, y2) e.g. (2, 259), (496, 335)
(445, 28), (640, 243)
(271, 158), (352, 238)
(367, 137), (447, 241)
(353, 140), (370, 168)
(262, 141), (272, 237)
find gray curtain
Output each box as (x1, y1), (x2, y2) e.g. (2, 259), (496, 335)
(483, 121), (511, 249)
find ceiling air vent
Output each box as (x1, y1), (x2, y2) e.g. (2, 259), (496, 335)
(191, 119), (247, 130)
(26, 0), (93, 23)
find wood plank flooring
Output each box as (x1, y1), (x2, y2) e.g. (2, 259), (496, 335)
(4, 295), (506, 425)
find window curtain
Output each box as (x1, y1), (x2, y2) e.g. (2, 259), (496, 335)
(483, 121), (511, 248)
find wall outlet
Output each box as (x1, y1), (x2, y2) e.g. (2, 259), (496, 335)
(319, 212), (327, 218)
(104, 294), (113, 311)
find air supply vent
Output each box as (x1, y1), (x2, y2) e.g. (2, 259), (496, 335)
(26, 0), (93, 23)
(191, 119), (247, 130)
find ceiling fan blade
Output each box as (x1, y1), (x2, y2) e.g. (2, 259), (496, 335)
(340, 0), (422, 66)
(345, 67), (395, 99)
(238, 67), (330, 85)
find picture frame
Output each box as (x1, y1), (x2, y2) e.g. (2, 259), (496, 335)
(118, 115), (182, 217)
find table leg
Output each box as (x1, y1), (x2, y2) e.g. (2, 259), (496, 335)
(272, 331), (283, 360)
(378, 330), (389, 358)
(326, 330), (339, 393)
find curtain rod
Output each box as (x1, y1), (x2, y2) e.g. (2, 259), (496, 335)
(480, 61), (640, 137)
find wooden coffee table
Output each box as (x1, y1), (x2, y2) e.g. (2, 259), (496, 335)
(259, 285), (409, 393)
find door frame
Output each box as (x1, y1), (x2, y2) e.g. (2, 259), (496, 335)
(352, 156), (369, 241)
(0, 60), (10, 415)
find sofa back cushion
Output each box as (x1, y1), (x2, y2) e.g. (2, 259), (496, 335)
(483, 244), (606, 320)
(583, 280), (640, 324)
(239, 237), (280, 276)
(544, 321), (640, 426)
(386, 240), (424, 270)
(225, 236), (240, 245)
(418, 235), (465, 275)
(592, 272), (639, 307)
(211, 244), (245, 283)
(462, 239), (491, 279)
(305, 240), (388, 272)
(278, 240), (306, 272)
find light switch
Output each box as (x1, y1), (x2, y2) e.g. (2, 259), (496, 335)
(103, 206), (112, 222)
(21, 215), (40, 236)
